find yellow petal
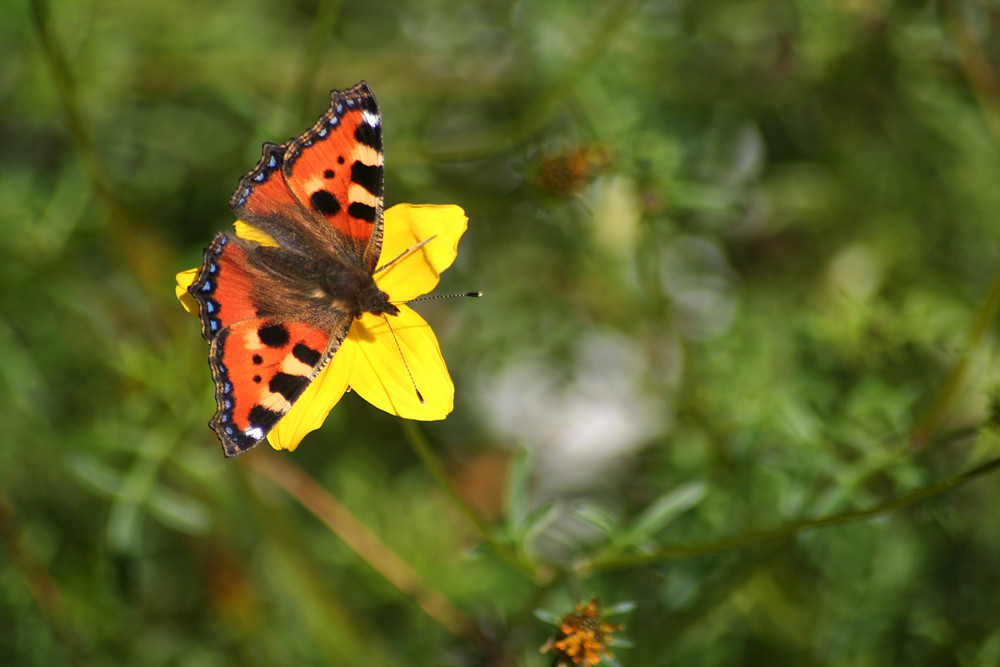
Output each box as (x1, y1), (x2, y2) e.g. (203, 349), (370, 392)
(347, 306), (453, 420)
(175, 268), (200, 315)
(267, 346), (354, 451)
(376, 204), (468, 301)
(234, 220), (279, 246)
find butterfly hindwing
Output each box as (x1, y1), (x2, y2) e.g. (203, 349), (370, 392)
(190, 233), (260, 342)
(208, 316), (352, 457)
(189, 231), (353, 456)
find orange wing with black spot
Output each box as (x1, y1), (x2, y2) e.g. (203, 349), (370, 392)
(230, 82), (385, 271)
(189, 232), (351, 456)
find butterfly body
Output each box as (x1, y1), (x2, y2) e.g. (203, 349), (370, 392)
(235, 235), (397, 320)
(189, 82), (390, 457)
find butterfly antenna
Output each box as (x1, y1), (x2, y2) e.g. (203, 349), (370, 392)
(390, 291), (482, 306)
(375, 235), (438, 274)
(382, 314), (424, 404)
(409, 291), (483, 302)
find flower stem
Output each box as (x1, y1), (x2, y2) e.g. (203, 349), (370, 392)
(910, 7), (1000, 449)
(240, 451), (475, 638)
(582, 454), (1000, 573)
(910, 261), (1000, 449)
(401, 421), (538, 578)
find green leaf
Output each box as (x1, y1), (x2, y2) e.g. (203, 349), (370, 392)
(106, 498), (142, 554)
(69, 456), (123, 497)
(603, 600), (637, 616)
(520, 499), (562, 560)
(146, 485), (212, 535)
(569, 500), (620, 536)
(533, 608), (563, 626)
(504, 446), (534, 534)
(623, 481), (707, 545)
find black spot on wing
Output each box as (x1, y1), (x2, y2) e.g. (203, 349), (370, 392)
(324, 169), (335, 179)
(348, 202), (377, 223)
(351, 161), (383, 197)
(357, 91), (378, 115)
(354, 122), (382, 152)
(269, 372), (308, 401)
(292, 343), (323, 367)
(248, 405), (283, 429)
(258, 324), (290, 347)
(310, 190), (341, 216)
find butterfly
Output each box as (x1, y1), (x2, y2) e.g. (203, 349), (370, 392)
(188, 82), (401, 457)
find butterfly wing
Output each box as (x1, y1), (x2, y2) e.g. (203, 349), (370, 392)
(207, 316), (349, 457)
(230, 81), (385, 273)
(189, 232), (260, 342)
(190, 232), (352, 456)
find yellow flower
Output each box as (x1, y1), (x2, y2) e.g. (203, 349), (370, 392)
(541, 598), (624, 667)
(176, 203), (467, 452)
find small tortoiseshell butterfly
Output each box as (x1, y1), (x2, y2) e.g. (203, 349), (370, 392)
(189, 82), (397, 457)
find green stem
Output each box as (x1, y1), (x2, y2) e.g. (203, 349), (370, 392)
(582, 454), (1000, 573)
(911, 8), (1000, 449)
(401, 421), (537, 578)
(910, 262), (1000, 449)
(241, 452), (476, 639)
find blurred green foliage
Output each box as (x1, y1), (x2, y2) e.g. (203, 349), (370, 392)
(5, 0), (1000, 664)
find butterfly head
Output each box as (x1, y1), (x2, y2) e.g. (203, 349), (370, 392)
(354, 283), (399, 319)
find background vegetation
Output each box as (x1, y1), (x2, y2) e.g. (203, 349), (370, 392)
(5, 0), (1000, 664)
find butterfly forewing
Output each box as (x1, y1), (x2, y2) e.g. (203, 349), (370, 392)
(282, 83), (385, 271)
(230, 82), (385, 271)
